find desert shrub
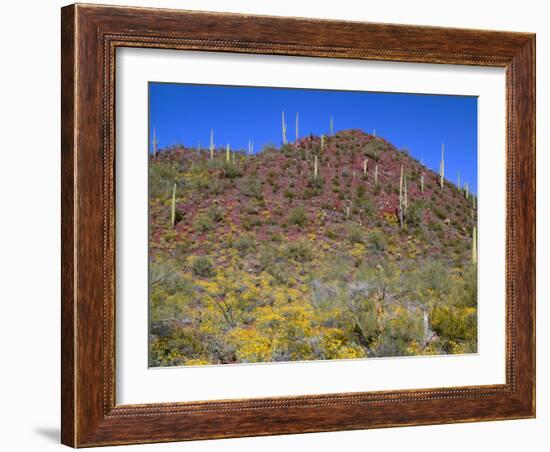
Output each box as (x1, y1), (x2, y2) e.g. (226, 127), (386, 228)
(362, 141), (384, 161)
(347, 224), (365, 244)
(174, 239), (193, 260)
(376, 308), (424, 357)
(281, 143), (294, 156)
(193, 207), (223, 233)
(430, 304), (477, 346)
(354, 197), (375, 218)
(239, 176), (263, 199)
(193, 213), (213, 233)
(233, 234), (256, 255)
(326, 228), (339, 240)
(367, 230), (387, 252)
(406, 201), (424, 229)
(433, 206), (446, 220)
(149, 161), (180, 197)
(288, 207), (308, 227)
(356, 185), (366, 198)
(207, 178), (225, 195)
(191, 256), (215, 278)
(283, 189), (295, 201)
(206, 206), (224, 223)
(257, 246), (291, 284)
(308, 175), (324, 189)
(285, 240), (314, 262)
(220, 161), (243, 179)
(241, 214), (262, 230)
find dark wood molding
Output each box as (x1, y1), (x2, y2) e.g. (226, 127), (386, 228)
(61, 3), (535, 447)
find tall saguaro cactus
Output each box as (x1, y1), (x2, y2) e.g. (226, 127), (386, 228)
(321, 134), (325, 153)
(398, 165), (405, 229)
(464, 182), (469, 199)
(330, 116), (334, 136)
(295, 112), (299, 144)
(374, 164), (379, 186)
(420, 174), (425, 193)
(363, 158), (368, 175)
(281, 111), (287, 145)
(472, 226), (477, 264)
(152, 127), (158, 158)
(209, 129), (214, 159)
(226, 143), (230, 163)
(457, 171), (461, 190)
(439, 142), (445, 189)
(170, 183), (177, 228)
(314, 155), (319, 178)
(248, 139), (254, 156)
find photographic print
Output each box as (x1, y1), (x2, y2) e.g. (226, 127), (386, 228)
(148, 83), (478, 367)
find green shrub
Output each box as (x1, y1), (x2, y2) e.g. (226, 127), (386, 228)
(285, 240), (314, 262)
(193, 213), (213, 233)
(347, 224), (365, 244)
(288, 207), (308, 227)
(220, 162), (243, 179)
(283, 189), (295, 201)
(233, 234), (256, 255)
(367, 230), (387, 252)
(406, 201), (424, 229)
(239, 176), (263, 199)
(191, 256), (215, 278)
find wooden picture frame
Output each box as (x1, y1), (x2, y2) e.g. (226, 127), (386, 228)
(61, 3), (535, 447)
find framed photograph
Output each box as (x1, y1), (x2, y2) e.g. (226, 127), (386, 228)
(61, 3), (535, 447)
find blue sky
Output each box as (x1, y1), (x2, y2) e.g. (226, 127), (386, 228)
(149, 82), (478, 194)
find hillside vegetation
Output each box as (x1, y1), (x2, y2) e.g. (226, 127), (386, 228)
(149, 130), (477, 366)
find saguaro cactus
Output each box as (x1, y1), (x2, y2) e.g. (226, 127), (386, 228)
(472, 226), (477, 264)
(398, 165), (404, 229)
(281, 111), (287, 145)
(439, 142), (445, 189)
(226, 143), (230, 163)
(373, 129), (376, 137)
(170, 183), (177, 228)
(152, 127), (158, 158)
(363, 158), (368, 175)
(209, 129), (214, 159)
(457, 171), (461, 190)
(295, 112), (299, 144)
(314, 155), (319, 178)
(420, 174), (425, 193)
(330, 116), (334, 136)
(374, 164), (379, 186)
(321, 134), (325, 153)
(465, 182), (469, 199)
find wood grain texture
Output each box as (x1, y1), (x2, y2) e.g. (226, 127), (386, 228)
(61, 3), (536, 447)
